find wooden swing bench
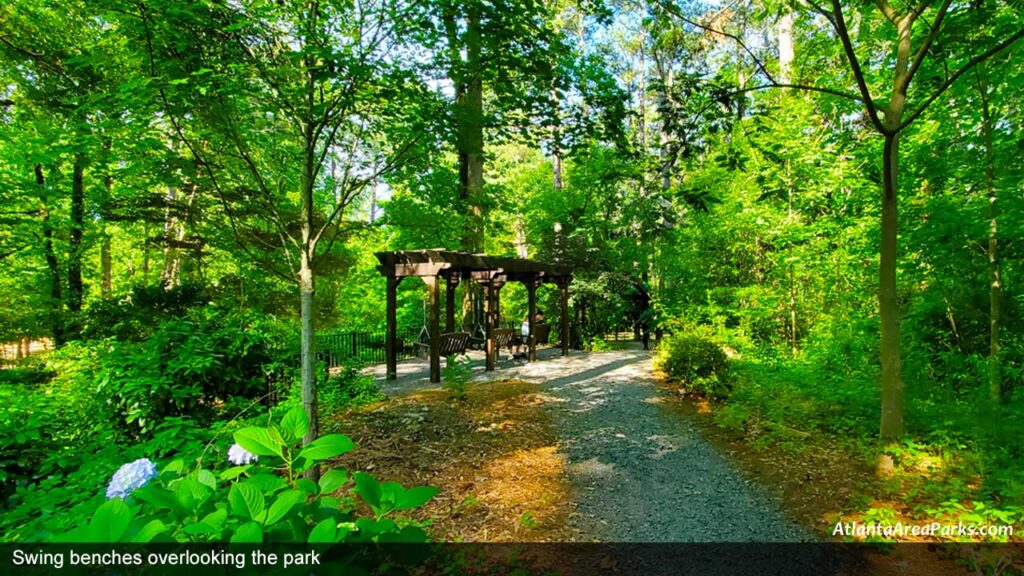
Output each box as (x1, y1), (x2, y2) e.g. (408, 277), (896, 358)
(467, 328), (517, 356)
(415, 331), (471, 359)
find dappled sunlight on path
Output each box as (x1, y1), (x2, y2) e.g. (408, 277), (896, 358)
(366, 348), (809, 542)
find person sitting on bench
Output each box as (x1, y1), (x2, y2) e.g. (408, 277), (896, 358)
(513, 311), (545, 359)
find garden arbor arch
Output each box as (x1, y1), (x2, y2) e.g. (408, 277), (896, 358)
(376, 250), (573, 383)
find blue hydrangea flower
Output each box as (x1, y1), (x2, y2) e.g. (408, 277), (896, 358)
(105, 458), (158, 499)
(227, 443), (258, 466)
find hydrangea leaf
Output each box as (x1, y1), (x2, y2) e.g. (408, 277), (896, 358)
(229, 482), (265, 520)
(280, 407), (309, 442)
(394, 486), (438, 511)
(90, 498), (135, 542)
(296, 434), (354, 463)
(234, 427), (286, 458)
(263, 489), (306, 526)
(353, 472), (381, 511)
(230, 521), (263, 544)
(307, 519), (337, 543)
(318, 469), (349, 495)
(219, 465), (251, 482)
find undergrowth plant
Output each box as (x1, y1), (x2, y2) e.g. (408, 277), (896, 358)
(50, 406), (436, 543)
(443, 355), (472, 401)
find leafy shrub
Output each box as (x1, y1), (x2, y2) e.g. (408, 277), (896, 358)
(322, 367), (386, 411)
(655, 331), (731, 398)
(443, 355), (473, 400)
(0, 384), (53, 499)
(714, 403), (752, 434)
(51, 407), (436, 543)
(79, 283), (212, 341)
(1, 345), (109, 505)
(0, 368), (54, 386)
(279, 365), (385, 423)
(92, 307), (298, 436)
(585, 336), (611, 351)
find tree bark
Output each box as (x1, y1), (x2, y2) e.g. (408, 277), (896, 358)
(160, 187), (180, 287)
(778, 11), (794, 85)
(68, 157), (85, 319)
(463, 4), (485, 253)
(102, 162), (113, 298)
(299, 119), (319, 479)
(879, 131), (903, 441)
(299, 255), (317, 449)
(36, 164), (64, 347)
(977, 65), (1001, 403)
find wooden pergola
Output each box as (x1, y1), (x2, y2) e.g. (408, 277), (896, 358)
(376, 249), (573, 383)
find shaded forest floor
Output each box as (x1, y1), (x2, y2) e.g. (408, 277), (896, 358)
(329, 380), (574, 541)
(326, 349), (1016, 573)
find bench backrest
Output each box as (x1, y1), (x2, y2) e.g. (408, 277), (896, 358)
(492, 328), (516, 348)
(440, 332), (470, 355)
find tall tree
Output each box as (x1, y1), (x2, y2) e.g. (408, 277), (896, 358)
(658, 0), (1024, 448)
(132, 0), (438, 458)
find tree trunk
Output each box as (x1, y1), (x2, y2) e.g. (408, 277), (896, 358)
(977, 66), (1001, 403)
(778, 11), (794, 84)
(68, 157), (85, 319)
(160, 187), (180, 287)
(463, 5), (485, 253)
(299, 110), (320, 479)
(102, 162), (113, 298)
(299, 256), (318, 448)
(101, 235), (112, 297)
(36, 164), (64, 347)
(513, 216), (528, 259)
(879, 131), (903, 441)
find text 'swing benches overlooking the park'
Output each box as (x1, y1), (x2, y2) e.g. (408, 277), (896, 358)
(416, 332), (470, 359)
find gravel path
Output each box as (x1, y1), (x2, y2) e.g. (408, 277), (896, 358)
(373, 348), (810, 542)
(536, 349), (809, 542)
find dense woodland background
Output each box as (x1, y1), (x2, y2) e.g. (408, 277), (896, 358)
(0, 0), (1022, 542)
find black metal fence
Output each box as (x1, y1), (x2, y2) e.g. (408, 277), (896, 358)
(316, 328), (421, 369)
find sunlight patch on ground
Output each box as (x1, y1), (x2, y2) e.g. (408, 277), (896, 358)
(480, 446), (569, 537)
(569, 457), (618, 479)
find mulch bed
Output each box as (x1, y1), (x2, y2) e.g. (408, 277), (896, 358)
(328, 380), (573, 542)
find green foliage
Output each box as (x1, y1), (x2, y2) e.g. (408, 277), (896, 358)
(442, 355), (473, 401)
(655, 331), (731, 399)
(90, 307), (297, 436)
(79, 284), (212, 341)
(51, 407), (435, 543)
(280, 365), (384, 421)
(584, 336), (611, 352)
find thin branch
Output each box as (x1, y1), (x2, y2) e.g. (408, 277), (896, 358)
(656, 0), (777, 86)
(802, 0), (836, 24)
(830, 0), (885, 132)
(901, 0), (952, 94)
(899, 26), (1024, 131)
(0, 36), (80, 89)
(138, 1), (296, 283)
(874, 0), (898, 26)
(733, 82), (863, 102)
(311, 133), (421, 249)
(0, 244), (29, 260)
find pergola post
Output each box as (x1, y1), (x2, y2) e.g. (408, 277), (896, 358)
(445, 273), (460, 332)
(483, 278), (505, 371)
(423, 275), (441, 383)
(385, 275), (402, 380)
(527, 279), (538, 362)
(559, 280), (570, 356)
